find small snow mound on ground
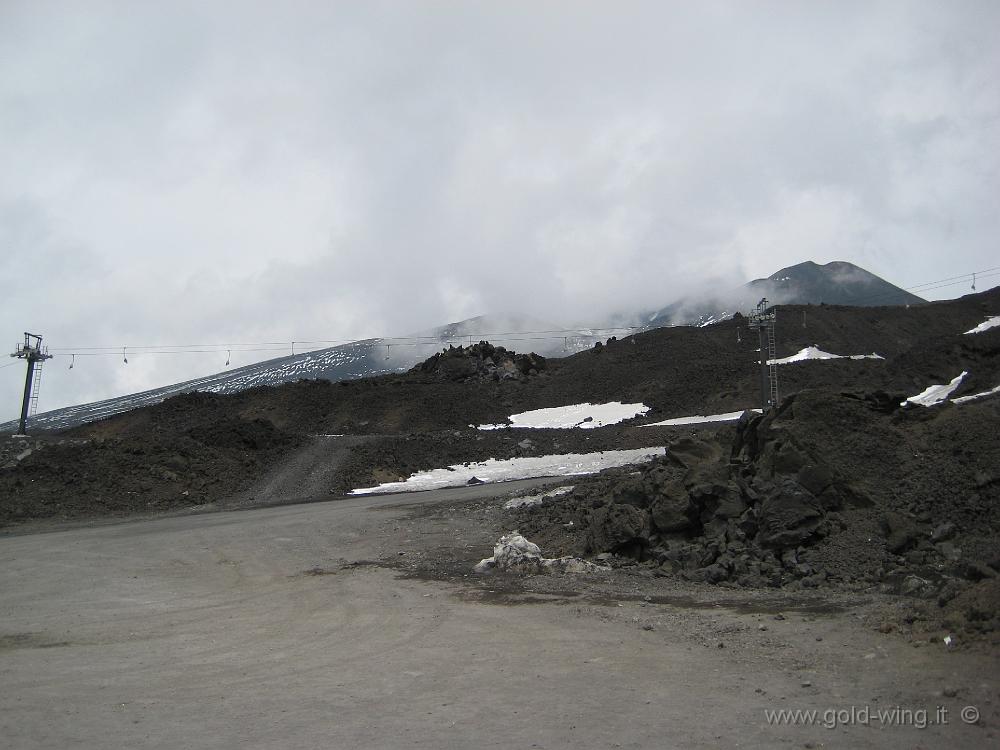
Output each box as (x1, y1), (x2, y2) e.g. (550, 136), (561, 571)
(963, 316), (1000, 335)
(644, 409), (761, 427)
(768, 346), (884, 365)
(473, 533), (609, 575)
(477, 401), (650, 430)
(479, 533), (543, 573)
(953, 384), (1000, 405)
(902, 372), (968, 407)
(503, 486), (574, 510)
(349, 447), (666, 495)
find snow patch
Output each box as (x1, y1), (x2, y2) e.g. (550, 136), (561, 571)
(952, 384), (1000, 405)
(643, 409), (762, 427)
(503, 486), (574, 510)
(768, 346), (884, 365)
(902, 372), (968, 407)
(349, 447), (666, 495)
(478, 401), (650, 430)
(473, 533), (608, 575)
(963, 316), (1000, 335)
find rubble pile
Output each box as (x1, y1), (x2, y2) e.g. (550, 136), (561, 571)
(510, 390), (1000, 632)
(411, 342), (546, 383)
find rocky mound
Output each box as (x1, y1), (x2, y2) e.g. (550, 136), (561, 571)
(411, 342), (546, 382)
(510, 390), (1000, 636)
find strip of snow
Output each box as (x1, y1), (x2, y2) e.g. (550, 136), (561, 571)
(349, 447), (665, 495)
(768, 346), (884, 365)
(643, 409), (762, 427)
(478, 401), (650, 430)
(963, 316), (1000, 335)
(504, 486), (574, 510)
(952, 384), (1000, 405)
(901, 372), (968, 407)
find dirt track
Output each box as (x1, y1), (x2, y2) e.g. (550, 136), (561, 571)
(1, 485), (996, 749)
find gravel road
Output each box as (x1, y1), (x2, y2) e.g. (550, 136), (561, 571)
(1, 482), (996, 749)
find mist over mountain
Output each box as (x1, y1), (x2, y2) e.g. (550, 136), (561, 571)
(4, 260), (929, 432)
(747, 261), (925, 306)
(646, 260), (925, 328)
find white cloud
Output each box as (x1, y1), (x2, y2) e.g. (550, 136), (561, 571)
(1, 1), (998, 418)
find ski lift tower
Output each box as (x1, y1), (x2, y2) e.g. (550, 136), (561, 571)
(748, 299), (778, 412)
(10, 332), (53, 435)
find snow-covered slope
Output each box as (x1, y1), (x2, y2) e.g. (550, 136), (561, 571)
(5, 315), (606, 433)
(5, 339), (395, 433)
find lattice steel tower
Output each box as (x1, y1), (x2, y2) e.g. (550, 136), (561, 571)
(748, 299), (778, 412)
(10, 332), (53, 435)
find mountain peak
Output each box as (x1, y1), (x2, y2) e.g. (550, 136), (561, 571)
(648, 259), (925, 328)
(751, 260), (924, 306)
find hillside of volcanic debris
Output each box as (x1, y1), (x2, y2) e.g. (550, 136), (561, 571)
(1, 286), (998, 530)
(20, 285), (1000, 440)
(508, 390), (1000, 639)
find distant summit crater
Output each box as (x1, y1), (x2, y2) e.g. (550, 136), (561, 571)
(752, 260), (926, 307)
(647, 259), (925, 328)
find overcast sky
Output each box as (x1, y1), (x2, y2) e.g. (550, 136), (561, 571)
(2, 1), (998, 419)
